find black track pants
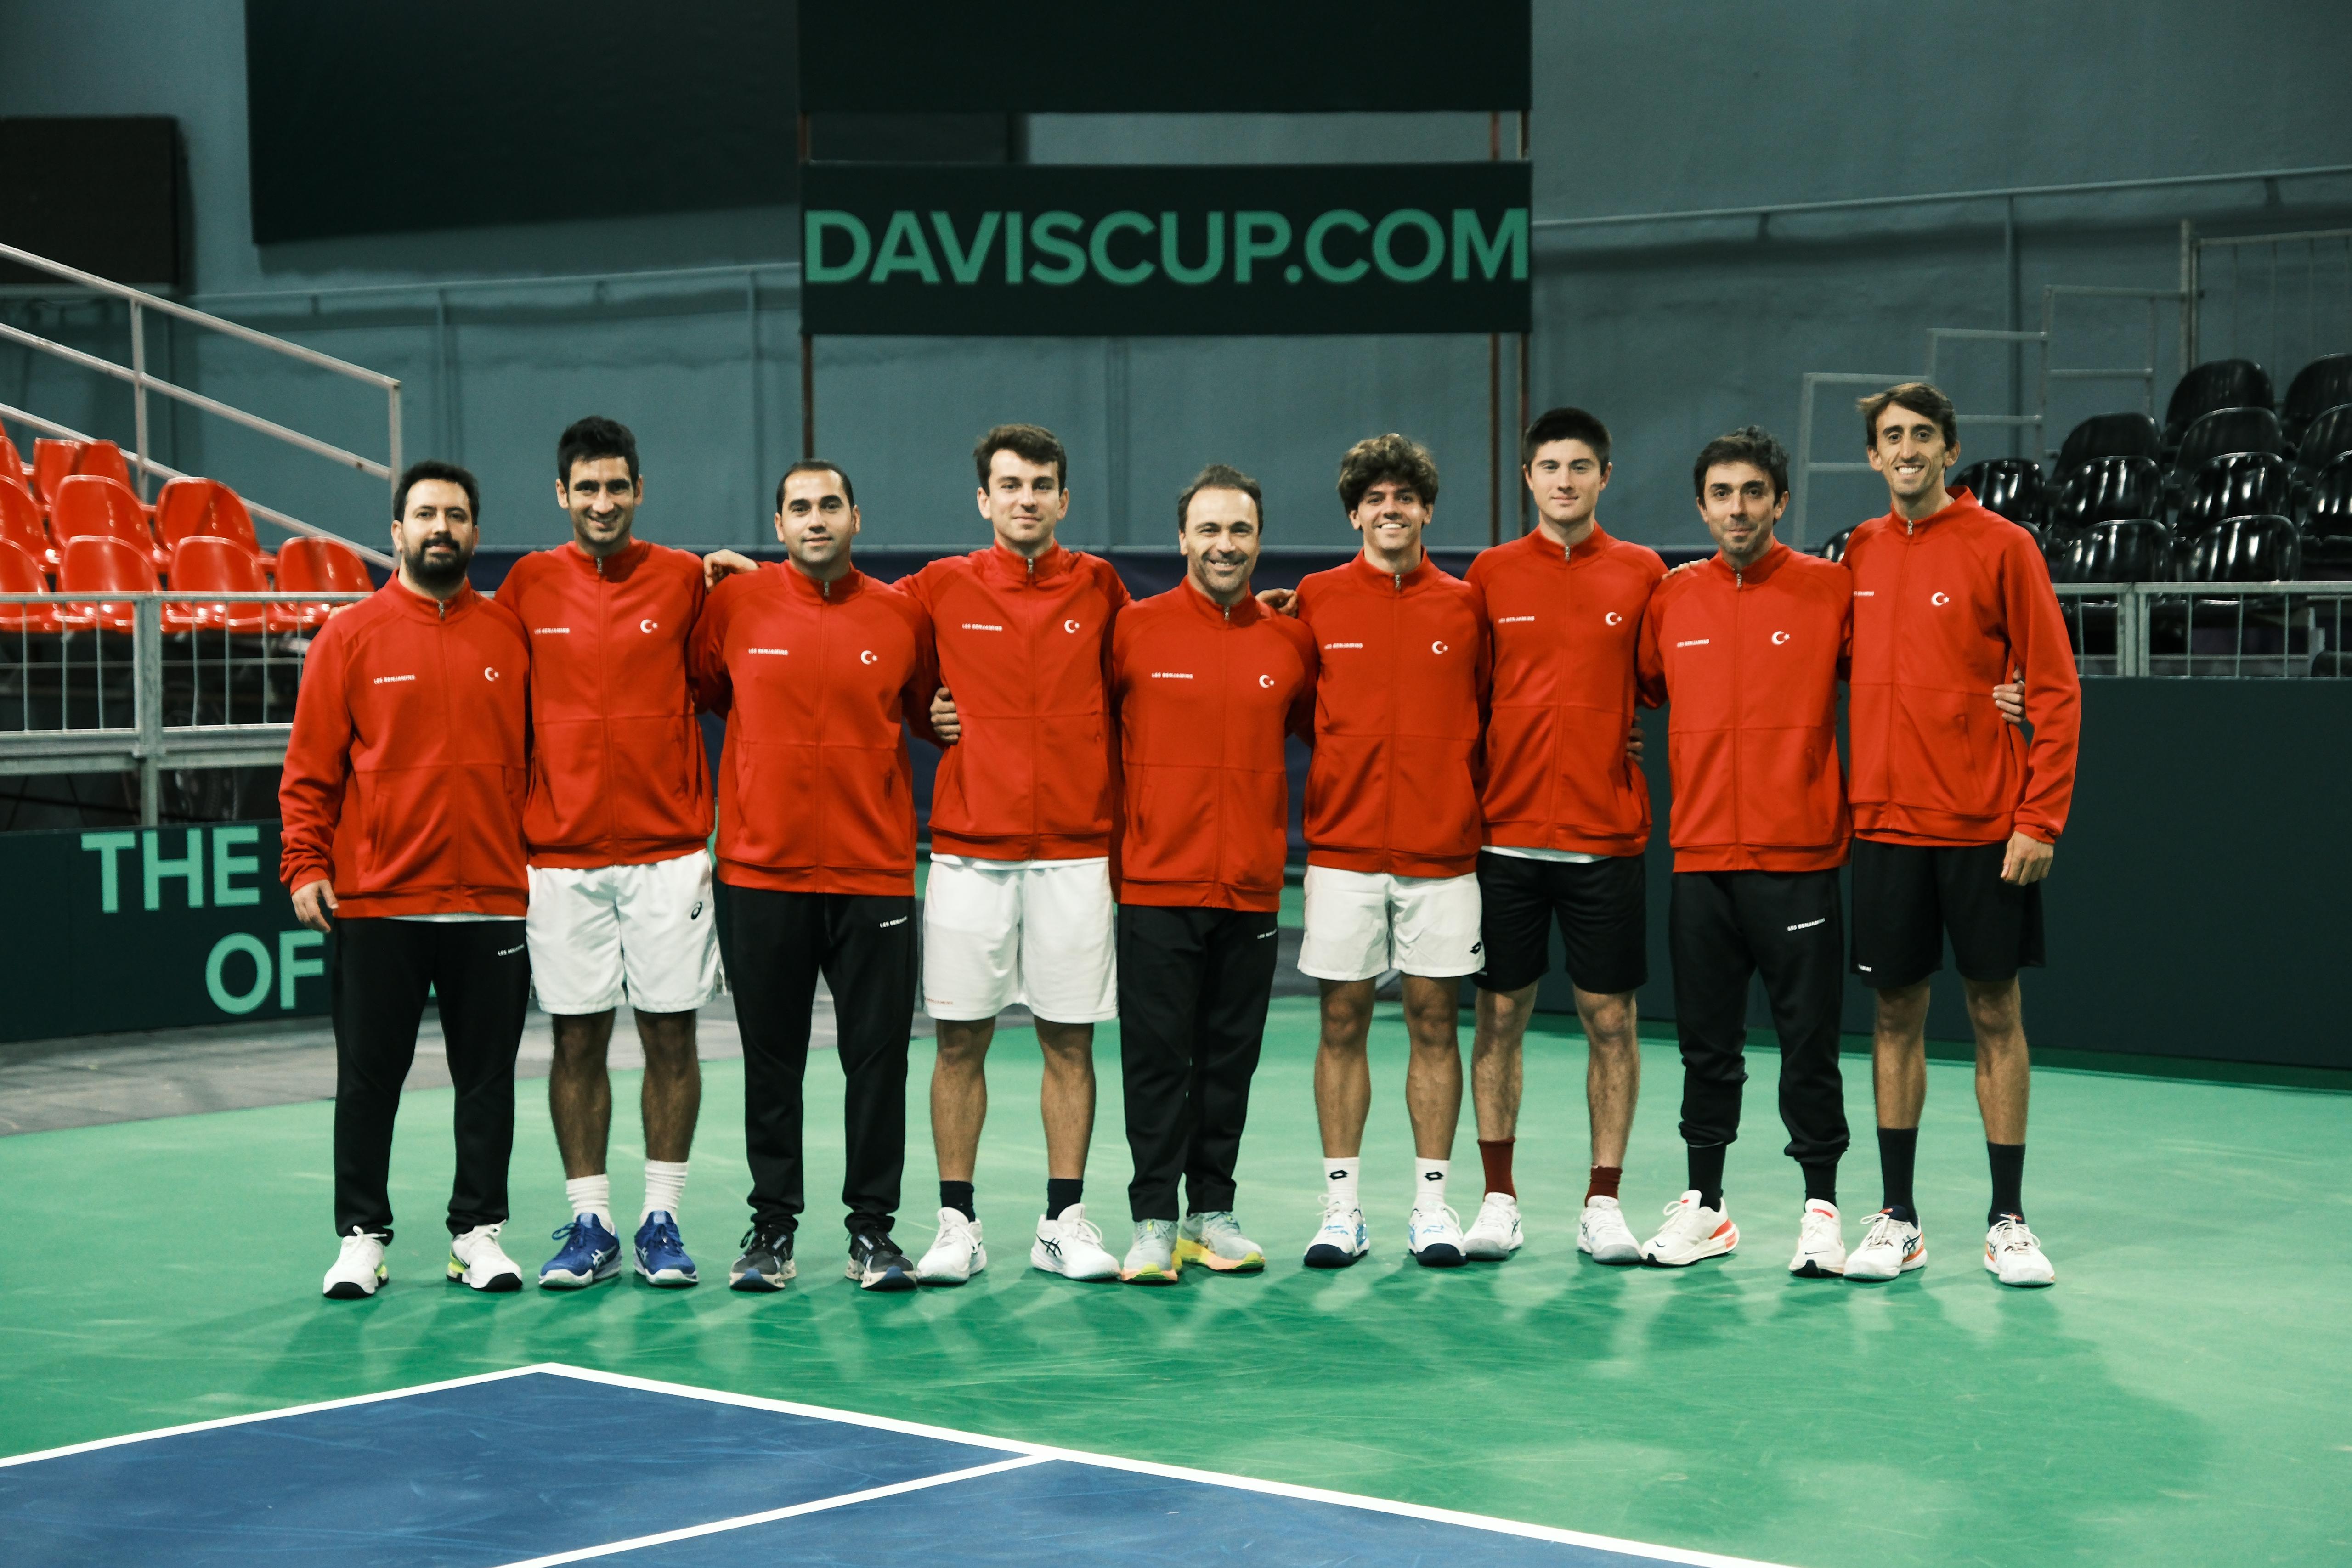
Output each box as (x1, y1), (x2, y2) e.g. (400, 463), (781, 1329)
(728, 888), (915, 1237)
(331, 916), (531, 1240)
(1668, 869), (1850, 1167)
(1117, 903), (1281, 1222)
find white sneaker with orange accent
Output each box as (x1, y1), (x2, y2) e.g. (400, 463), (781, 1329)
(1845, 1209), (1927, 1280)
(1983, 1215), (2055, 1287)
(1789, 1200), (1847, 1278)
(1641, 1191), (1738, 1267)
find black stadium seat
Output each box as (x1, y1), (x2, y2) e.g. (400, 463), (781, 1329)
(2295, 402), (2352, 469)
(2047, 454), (2160, 535)
(2054, 412), (2160, 477)
(2163, 358), (2273, 455)
(2052, 519), (2173, 584)
(2281, 355), (2352, 449)
(2296, 455), (2352, 578)
(2178, 451), (2292, 535)
(2171, 406), (2285, 475)
(1955, 457), (2046, 533)
(2177, 514), (2301, 582)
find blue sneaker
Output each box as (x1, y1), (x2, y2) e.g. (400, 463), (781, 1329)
(635, 1211), (699, 1287)
(540, 1214), (621, 1290)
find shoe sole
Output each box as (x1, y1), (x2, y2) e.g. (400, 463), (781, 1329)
(447, 1267), (522, 1292)
(1461, 1236), (1523, 1262)
(1845, 1248), (1928, 1282)
(1789, 1257), (1846, 1279)
(636, 1267), (700, 1288)
(322, 1275), (383, 1300)
(1642, 1224), (1739, 1268)
(848, 1261), (918, 1292)
(1984, 1252), (2054, 1287)
(1119, 1266), (1182, 1284)
(539, 1259), (622, 1290)
(1411, 1244), (1467, 1268)
(729, 1269), (794, 1292)
(1302, 1243), (1365, 1269)
(1174, 1239), (1264, 1274)
(1030, 1249), (1119, 1281)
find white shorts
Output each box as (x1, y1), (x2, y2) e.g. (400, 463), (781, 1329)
(525, 851), (724, 1015)
(1297, 865), (1484, 982)
(922, 856), (1117, 1024)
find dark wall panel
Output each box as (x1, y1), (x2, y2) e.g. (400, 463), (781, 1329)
(243, 1), (796, 243)
(0, 118), (181, 286)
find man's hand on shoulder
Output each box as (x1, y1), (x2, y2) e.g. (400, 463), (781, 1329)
(1255, 587), (1299, 617)
(291, 878), (338, 934)
(2000, 830), (2054, 886)
(929, 686), (961, 744)
(702, 549), (760, 588)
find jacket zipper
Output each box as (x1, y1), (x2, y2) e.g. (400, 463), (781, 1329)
(1732, 564), (1744, 850)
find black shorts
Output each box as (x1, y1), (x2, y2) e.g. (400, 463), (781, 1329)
(1849, 837), (2045, 989)
(1472, 850), (1647, 996)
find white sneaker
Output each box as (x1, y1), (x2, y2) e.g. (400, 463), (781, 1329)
(1461, 1192), (1524, 1261)
(1845, 1208), (1927, 1281)
(914, 1207), (987, 1286)
(1031, 1204), (1119, 1280)
(1788, 1200), (1847, 1278)
(1642, 1191), (1738, 1267)
(446, 1223), (522, 1292)
(1407, 1203), (1467, 1267)
(1302, 1199), (1369, 1268)
(1576, 1195), (1642, 1265)
(323, 1228), (388, 1299)
(1984, 1215), (2055, 1287)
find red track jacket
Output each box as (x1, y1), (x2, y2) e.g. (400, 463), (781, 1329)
(277, 581), (530, 916)
(499, 540), (713, 869)
(690, 563), (937, 896)
(1110, 581), (1318, 910)
(1638, 542), (1853, 873)
(1296, 551), (1488, 878)
(1844, 488), (2082, 846)
(1469, 524), (1668, 856)
(902, 541), (1129, 861)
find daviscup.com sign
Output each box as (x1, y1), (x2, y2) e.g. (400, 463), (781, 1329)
(800, 164), (1532, 336)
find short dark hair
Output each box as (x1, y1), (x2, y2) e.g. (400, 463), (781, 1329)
(974, 423), (1067, 488)
(1858, 381), (1959, 451)
(393, 459), (479, 521)
(1692, 426), (1792, 500)
(1521, 406), (1611, 470)
(556, 415), (639, 486)
(1337, 432), (1440, 514)
(1176, 463), (1264, 530)
(776, 459), (856, 512)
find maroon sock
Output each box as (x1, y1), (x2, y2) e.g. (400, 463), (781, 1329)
(1476, 1139), (1516, 1197)
(1586, 1164), (1623, 1202)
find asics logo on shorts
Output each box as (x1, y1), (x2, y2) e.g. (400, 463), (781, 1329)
(689, 901), (704, 919)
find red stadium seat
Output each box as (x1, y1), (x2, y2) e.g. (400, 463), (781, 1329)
(30, 438), (79, 506)
(273, 535), (375, 628)
(55, 536), (159, 632)
(0, 539), (61, 631)
(0, 434), (26, 493)
(0, 483), (57, 574)
(72, 439), (138, 493)
(51, 475), (168, 574)
(164, 536), (276, 632)
(154, 477), (273, 571)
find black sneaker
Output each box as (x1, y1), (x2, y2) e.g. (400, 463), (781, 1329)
(729, 1224), (796, 1292)
(847, 1228), (916, 1292)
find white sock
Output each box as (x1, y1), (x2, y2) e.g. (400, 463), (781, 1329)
(1323, 1156), (1361, 1212)
(565, 1175), (612, 1231)
(1414, 1157), (1450, 1213)
(642, 1160), (688, 1222)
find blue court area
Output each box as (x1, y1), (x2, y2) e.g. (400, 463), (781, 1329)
(0, 1365), (1775, 1568)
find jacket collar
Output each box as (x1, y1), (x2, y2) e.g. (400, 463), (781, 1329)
(386, 576), (481, 620)
(560, 537), (650, 580)
(775, 559), (865, 602)
(1346, 547), (1434, 591)
(1705, 538), (1793, 585)
(1885, 485), (1977, 534)
(1528, 520), (1614, 564)
(1178, 573), (1261, 626)
(982, 538), (1071, 585)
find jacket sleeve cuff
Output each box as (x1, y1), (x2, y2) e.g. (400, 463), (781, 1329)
(2014, 822), (2059, 845)
(282, 857), (332, 891)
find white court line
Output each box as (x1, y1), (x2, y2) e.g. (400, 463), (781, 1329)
(1, 1361), (1792, 1568)
(481, 1455), (1049, 1568)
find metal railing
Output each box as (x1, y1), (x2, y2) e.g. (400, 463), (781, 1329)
(0, 242), (400, 565)
(2185, 225), (2352, 381)
(2052, 581), (2352, 679)
(0, 590), (369, 823)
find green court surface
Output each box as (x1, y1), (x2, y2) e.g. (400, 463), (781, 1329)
(2, 999), (2345, 1567)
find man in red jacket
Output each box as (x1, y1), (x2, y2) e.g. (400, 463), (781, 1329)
(1463, 406), (1666, 1268)
(282, 461), (533, 1301)
(499, 417), (716, 1292)
(1295, 433), (1489, 1270)
(691, 459), (939, 1294)
(1636, 427), (1856, 1278)
(1108, 464), (1317, 1284)
(902, 424), (1130, 1286)
(1842, 382), (2080, 1289)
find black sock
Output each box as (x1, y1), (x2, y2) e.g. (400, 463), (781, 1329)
(1046, 1177), (1084, 1218)
(1801, 1159), (1839, 1207)
(1687, 1144), (1727, 1211)
(1877, 1127), (1918, 1223)
(1986, 1142), (2025, 1225)
(940, 1180), (976, 1222)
